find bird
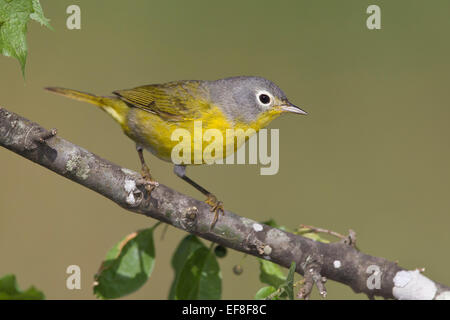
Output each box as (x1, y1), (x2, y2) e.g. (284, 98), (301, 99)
(45, 76), (307, 227)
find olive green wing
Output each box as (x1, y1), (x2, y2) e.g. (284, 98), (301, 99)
(113, 80), (210, 121)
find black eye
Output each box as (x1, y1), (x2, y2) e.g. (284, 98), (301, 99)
(258, 94), (271, 104)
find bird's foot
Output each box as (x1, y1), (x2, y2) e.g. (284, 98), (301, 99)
(137, 171), (159, 194)
(136, 144), (158, 194)
(205, 193), (224, 229)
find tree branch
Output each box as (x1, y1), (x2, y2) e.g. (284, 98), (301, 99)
(1, 106), (449, 300)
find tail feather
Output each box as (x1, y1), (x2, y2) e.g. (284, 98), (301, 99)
(45, 87), (104, 107)
(45, 87), (128, 125)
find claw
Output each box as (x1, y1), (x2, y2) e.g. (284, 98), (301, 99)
(137, 172), (159, 194)
(205, 194), (224, 229)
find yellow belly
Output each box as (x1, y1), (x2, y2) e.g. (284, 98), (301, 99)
(122, 105), (280, 164)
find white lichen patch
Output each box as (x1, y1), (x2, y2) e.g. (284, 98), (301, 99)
(126, 192), (136, 206)
(10, 120), (28, 145)
(393, 270), (437, 300)
(78, 167), (90, 180)
(435, 291), (450, 300)
(333, 260), (341, 269)
(124, 179), (136, 193)
(393, 270), (411, 288)
(266, 228), (291, 244)
(263, 245), (272, 255)
(240, 217), (255, 227)
(121, 168), (136, 176)
(66, 154), (80, 172)
(124, 179), (137, 206)
(252, 223), (263, 232)
(66, 153), (90, 180)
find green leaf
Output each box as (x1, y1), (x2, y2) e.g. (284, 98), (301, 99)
(93, 227), (156, 299)
(257, 259), (297, 300)
(29, 0), (51, 28)
(279, 262), (296, 300)
(258, 259), (285, 288)
(168, 235), (204, 300)
(0, 0), (52, 76)
(254, 286), (277, 300)
(176, 246), (222, 299)
(0, 274), (44, 300)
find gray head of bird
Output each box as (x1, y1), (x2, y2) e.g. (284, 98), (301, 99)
(207, 76), (307, 124)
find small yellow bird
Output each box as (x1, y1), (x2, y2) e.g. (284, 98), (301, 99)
(46, 76), (306, 227)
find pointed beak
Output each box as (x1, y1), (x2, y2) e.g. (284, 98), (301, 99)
(279, 102), (307, 115)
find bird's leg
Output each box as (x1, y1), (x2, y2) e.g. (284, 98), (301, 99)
(136, 144), (158, 194)
(173, 165), (224, 229)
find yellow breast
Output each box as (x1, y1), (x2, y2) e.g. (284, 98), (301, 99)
(122, 104), (281, 164)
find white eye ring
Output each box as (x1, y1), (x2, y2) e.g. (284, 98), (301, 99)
(256, 90), (273, 107)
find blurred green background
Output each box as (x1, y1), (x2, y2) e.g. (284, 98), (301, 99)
(1, 0), (449, 299)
